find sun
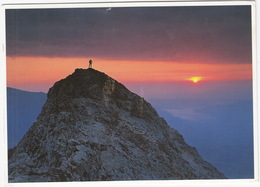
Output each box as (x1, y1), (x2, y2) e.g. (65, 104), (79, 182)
(188, 77), (203, 83)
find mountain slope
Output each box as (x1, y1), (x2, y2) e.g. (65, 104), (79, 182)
(8, 68), (226, 182)
(7, 87), (46, 148)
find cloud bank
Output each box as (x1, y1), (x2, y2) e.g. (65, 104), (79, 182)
(6, 6), (252, 64)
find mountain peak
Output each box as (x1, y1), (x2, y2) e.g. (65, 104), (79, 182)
(43, 68), (157, 123)
(8, 68), (226, 182)
(47, 68), (123, 99)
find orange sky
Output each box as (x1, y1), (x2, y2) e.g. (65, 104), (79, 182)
(6, 56), (252, 92)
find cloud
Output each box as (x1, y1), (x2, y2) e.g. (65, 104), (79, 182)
(6, 6), (252, 64)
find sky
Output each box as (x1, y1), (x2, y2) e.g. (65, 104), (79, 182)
(6, 6), (252, 92)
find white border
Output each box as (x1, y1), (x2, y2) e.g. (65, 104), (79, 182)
(0, 1), (8, 187)
(252, 0), (259, 183)
(0, 1), (259, 187)
(1, 0), (255, 9)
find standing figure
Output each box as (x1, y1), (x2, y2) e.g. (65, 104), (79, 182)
(89, 59), (93, 68)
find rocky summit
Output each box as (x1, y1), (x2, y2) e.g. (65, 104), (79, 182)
(8, 68), (226, 182)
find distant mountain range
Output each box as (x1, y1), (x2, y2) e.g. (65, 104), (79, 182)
(7, 87), (46, 149)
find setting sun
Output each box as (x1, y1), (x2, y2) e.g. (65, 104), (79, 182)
(189, 77), (203, 83)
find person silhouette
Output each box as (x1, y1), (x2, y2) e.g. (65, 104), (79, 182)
(89, 59), (93, 68)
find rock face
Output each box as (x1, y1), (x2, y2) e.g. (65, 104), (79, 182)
(8, 68), (226, 182)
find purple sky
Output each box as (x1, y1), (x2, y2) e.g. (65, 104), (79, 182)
(6, 6), (252, 64)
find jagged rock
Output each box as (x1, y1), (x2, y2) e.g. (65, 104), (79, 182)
(8, 68), (226, 182)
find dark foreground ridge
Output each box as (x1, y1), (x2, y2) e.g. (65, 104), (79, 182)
(8, 68), (226, 182)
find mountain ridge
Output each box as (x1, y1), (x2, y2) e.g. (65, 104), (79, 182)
(8, 68), (226, 182)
